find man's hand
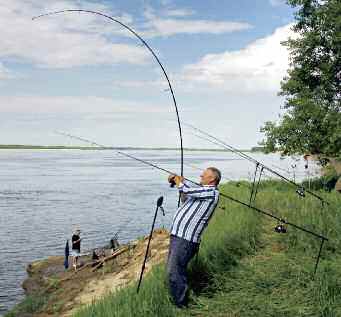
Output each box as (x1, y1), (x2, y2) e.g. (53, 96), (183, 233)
(173, 176), (183, 187)
(168, 174), (183, 187)
(168, 174), (176, 184)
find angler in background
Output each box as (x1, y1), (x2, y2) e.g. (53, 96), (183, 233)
(167, 167), (221, 308)
(110, 236), (120, 255)
(71, 229), (82, 271)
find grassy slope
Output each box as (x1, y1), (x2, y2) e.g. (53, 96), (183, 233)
(74, 180), (341, 317)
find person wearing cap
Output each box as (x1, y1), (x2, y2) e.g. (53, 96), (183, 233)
(167, 167), (221, 308)
(71, 229), (82, 270)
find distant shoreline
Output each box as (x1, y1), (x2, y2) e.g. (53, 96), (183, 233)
(0, 145), (260, 152)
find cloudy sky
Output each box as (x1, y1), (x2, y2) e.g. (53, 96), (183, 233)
(0, 0), (295, 148)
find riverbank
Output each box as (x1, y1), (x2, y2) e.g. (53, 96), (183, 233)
(5, 229), (170, 317)
(5, 180), (341, 317)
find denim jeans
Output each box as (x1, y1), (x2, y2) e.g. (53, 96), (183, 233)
(167, 235), (199, 307)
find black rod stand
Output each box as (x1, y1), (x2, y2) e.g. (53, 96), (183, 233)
(137, 196), (165, 293)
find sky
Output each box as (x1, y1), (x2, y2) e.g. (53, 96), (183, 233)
(0, 0), (296, 149)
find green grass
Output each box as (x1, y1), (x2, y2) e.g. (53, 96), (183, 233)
(73, 180), (341, 317)
(4, 292), (49, 317)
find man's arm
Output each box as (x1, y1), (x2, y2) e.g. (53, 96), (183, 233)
(72, 238), (81, 245)
(178, 183), (216, 199)
(168, 175), (216, 199)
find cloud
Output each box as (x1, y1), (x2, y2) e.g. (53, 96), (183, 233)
(0, 0), (253, 70)
(0, 62), (12, 79)
(163, 8), (196, 17)
(112, 79), (166, 89)
(142, 6), (252, 37)
(0, 0), (150, 68)
(0, 95), (182, 147)
(269, 0), (286, 7)
(0, 95), (170, 114)
(181, 24), (295, 93)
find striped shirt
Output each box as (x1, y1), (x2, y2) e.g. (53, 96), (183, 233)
(170, 180), (219, 243)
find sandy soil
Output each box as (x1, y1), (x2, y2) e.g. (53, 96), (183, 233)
(22, 229), (170, 317)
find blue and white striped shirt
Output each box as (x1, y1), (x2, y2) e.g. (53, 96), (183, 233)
(170, 180), (219, 243)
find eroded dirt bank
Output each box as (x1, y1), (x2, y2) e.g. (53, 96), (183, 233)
(18, 229), (170, 317)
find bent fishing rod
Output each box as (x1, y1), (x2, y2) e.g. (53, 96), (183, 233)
(33, 9), (184, 206)
(184, 122), (328, 206)
(55, 131), (328, 275)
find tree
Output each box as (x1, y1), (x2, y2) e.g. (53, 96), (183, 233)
(261, 0), (341, 159)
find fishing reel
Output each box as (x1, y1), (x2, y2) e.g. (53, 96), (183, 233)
(274, 219), (287, 234)
(296, 187), (305, 198)
(157, 196), (166, 216)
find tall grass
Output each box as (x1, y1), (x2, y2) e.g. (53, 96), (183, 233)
(74, 180), (341, 317)
(252, 180), (341, 255)
(74, 183), (262, 317)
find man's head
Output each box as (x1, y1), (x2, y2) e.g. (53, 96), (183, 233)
(200, 167), (221, 186)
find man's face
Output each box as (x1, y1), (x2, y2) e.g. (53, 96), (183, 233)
(200, 168), (216, 185)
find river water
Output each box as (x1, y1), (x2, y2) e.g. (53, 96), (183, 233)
(0, 149), (317, 315)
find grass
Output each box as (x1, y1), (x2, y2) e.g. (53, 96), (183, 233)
(4, 293), (49, 317)
(74, 179), (341, 317)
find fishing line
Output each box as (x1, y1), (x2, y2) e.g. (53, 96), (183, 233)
(56, 131), (327, 238)
(55, 131), (329, 275)
(183, 122), (328, 206)
(117, 150), (329, 276)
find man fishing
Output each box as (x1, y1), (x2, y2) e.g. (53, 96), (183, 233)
(71, 229), (82, 271)
(167, 167), (221, 307)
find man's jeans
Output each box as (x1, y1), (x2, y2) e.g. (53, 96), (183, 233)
(167, 235), (199, 307)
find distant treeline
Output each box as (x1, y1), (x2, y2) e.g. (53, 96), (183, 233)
(0, 145), (258, 152)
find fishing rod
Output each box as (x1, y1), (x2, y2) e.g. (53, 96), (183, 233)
(55, 131), (106, 148)
(184, 123), (328, 206)
(56, 131), (328, 275)
(188, 130), (291, 177)
(116, 150), (328, 277)
(55, 130), (326, 238)
(188, 129), (294, 180)
(117, 152), (326, 238)
(33, 9), (185, 207)
(54, 131), (198, 185)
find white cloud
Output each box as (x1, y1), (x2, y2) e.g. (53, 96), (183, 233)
(269, 0), (286, 7)
(163, 8), (196, 17)
(0, 0), (150, 68)
(0, 94), (181, 147)
(0, 62), (12, 79)
(0, 95), (170, 114)
(0, 95), (112, 113)
(0, 0), (253, 69)
(112, 79), (166, 89)
(181, 24), (295, 92)
(142, 6), (252, 37)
